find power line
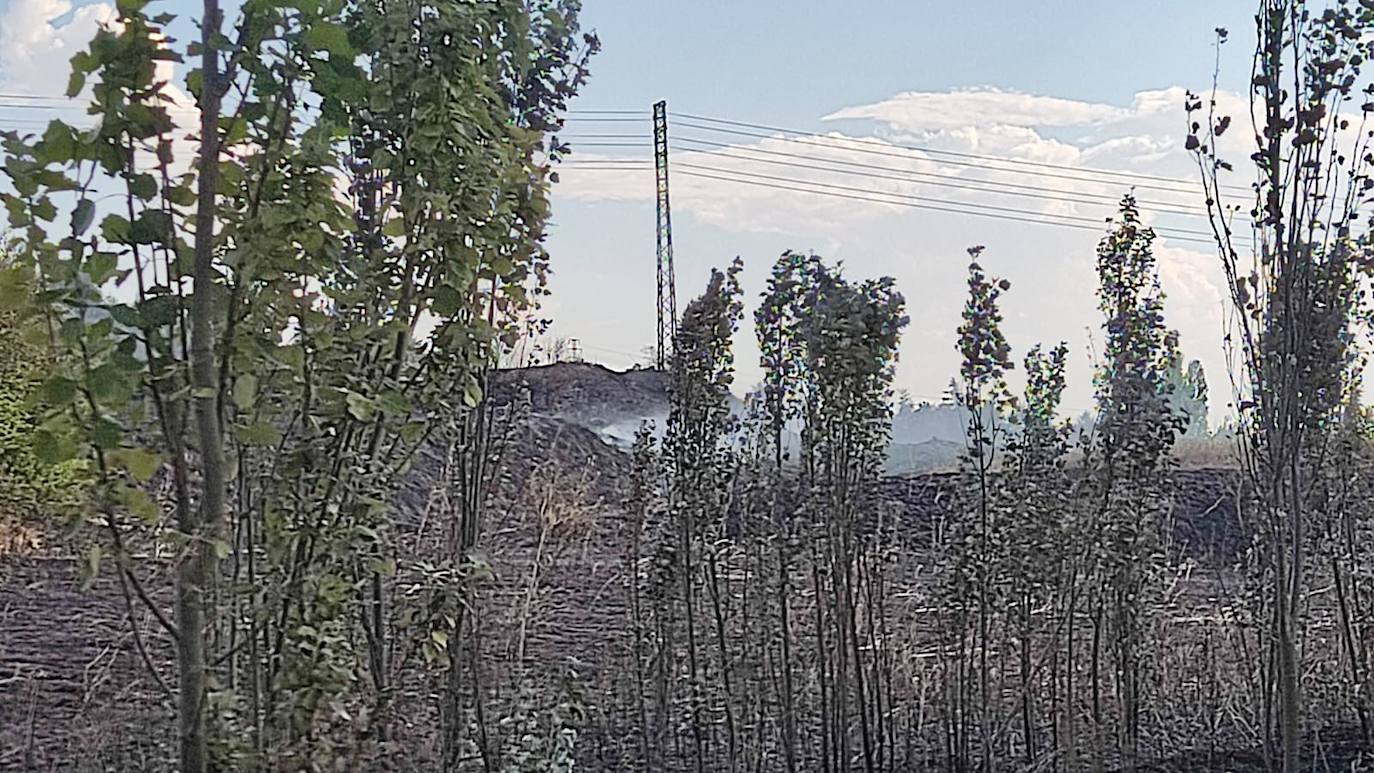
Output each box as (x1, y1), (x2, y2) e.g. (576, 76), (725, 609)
(0, 94), (1246, 197)
(673, 167), (1227, 246)
(556, 132), (1214, 216)
(672, 161), (1223, 240)
(561, 164), (651, 171)
(558, 156), (1240, 245)
(669, 118), (1223, 197)
(0, 92), (71, 101)
(667, 136), (1206, 215)
(563, 159), (651, 165)
(561, 133), (651, 139)
(0, 99), (199, 116)
(666, 139), (1210, 218)
(0, 102), (86, 111)
(566, 141), (652, 148)
(672, 110), (1251, 194)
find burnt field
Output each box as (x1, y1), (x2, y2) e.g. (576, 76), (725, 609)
(0, 446), (1287, 771)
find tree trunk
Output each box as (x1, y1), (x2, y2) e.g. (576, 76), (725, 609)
(182, 0), (225, 768)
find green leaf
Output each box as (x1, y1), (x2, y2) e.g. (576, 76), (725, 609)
(43, 377), (78, 406)
(121, 487), (160, 524)
(129, 174), (157, 200)
(462, 381), (483, 408)
(235, 421), (283, 447)
(345, 391), (375, 421)
(66, 71), (86, 99)
(88, 363), (129, 401)
(130, 210), (169, 244)
(431, 285), (461, 317)
(32, 197), (57, 222)
(232, 373), (258, 411)
(109, 304), (142, 328)
(34, 429), (78, 464)
(86, 251), (117, 284)
(304, 21), (354, 57)
(101, 214), (131, 244)
(72, 198), (95, 235)
(140, 296), (177, 326)
(91, 417), (122, 449)
(41, 123), (75, 164)
(378, 390), (411, 416)
(166, 185), (195, 207)
(112, 447), (161, 482)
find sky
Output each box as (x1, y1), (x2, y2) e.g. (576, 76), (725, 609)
(541, 1), (1260, 422)
(0, 0), (1264, 423)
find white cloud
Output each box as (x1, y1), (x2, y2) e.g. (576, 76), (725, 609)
(821, 87), (1131, 132)
(0, 0), (116, 97)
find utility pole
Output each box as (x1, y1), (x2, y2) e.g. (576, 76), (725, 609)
(654, 100), (677, 371)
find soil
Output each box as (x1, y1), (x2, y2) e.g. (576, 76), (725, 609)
(0, 557), (175, 771)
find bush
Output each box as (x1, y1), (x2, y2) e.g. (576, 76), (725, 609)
(0, 304), (84, 551)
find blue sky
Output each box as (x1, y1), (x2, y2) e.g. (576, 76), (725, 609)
(0, 0), (1262, 420)
(567, 2), (1253, 122)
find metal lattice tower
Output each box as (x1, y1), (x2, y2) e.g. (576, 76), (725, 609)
(653, 100), (677, 371)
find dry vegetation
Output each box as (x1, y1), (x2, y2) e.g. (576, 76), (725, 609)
(4, 0), (1374, 771)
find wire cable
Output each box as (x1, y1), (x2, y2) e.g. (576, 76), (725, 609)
(672, 110), (1251, 194)
(555, 131), (1217, 216)
(673, 167), (1231, 247)
(669, 118), (1222, 197)
(667, 135), (1209, 215)
(673, 162), (1222, 237)
(666, 140), (1209, 217)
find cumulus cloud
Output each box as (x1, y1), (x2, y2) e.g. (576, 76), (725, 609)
(555, 87), (1235, 245)
(0, 0), (115, 97)
(822, 87), (1131, 132)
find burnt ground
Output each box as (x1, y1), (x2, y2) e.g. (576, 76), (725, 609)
(874, 466), (1248, 561)
(1136, 728), (1372, 772)
(0, 364), (1319, 770)
(0, 557), (175, 771)
(0, 466), (1260, 770)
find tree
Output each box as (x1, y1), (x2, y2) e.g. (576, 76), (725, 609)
(947, 246), (1014, 772)
(0, 0), (595, 767)
(0, 251), (84, 543)
(1089, 195), (1182, 770)
(1004, 340), (1070, 767)
(1165, 358), (1209, 438)
(1190, 3), (1374, 767)
(663, 259), (745, 773)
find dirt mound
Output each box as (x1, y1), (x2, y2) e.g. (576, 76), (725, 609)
(392, 413), (631, 527)
(491, 362), (670, 445)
